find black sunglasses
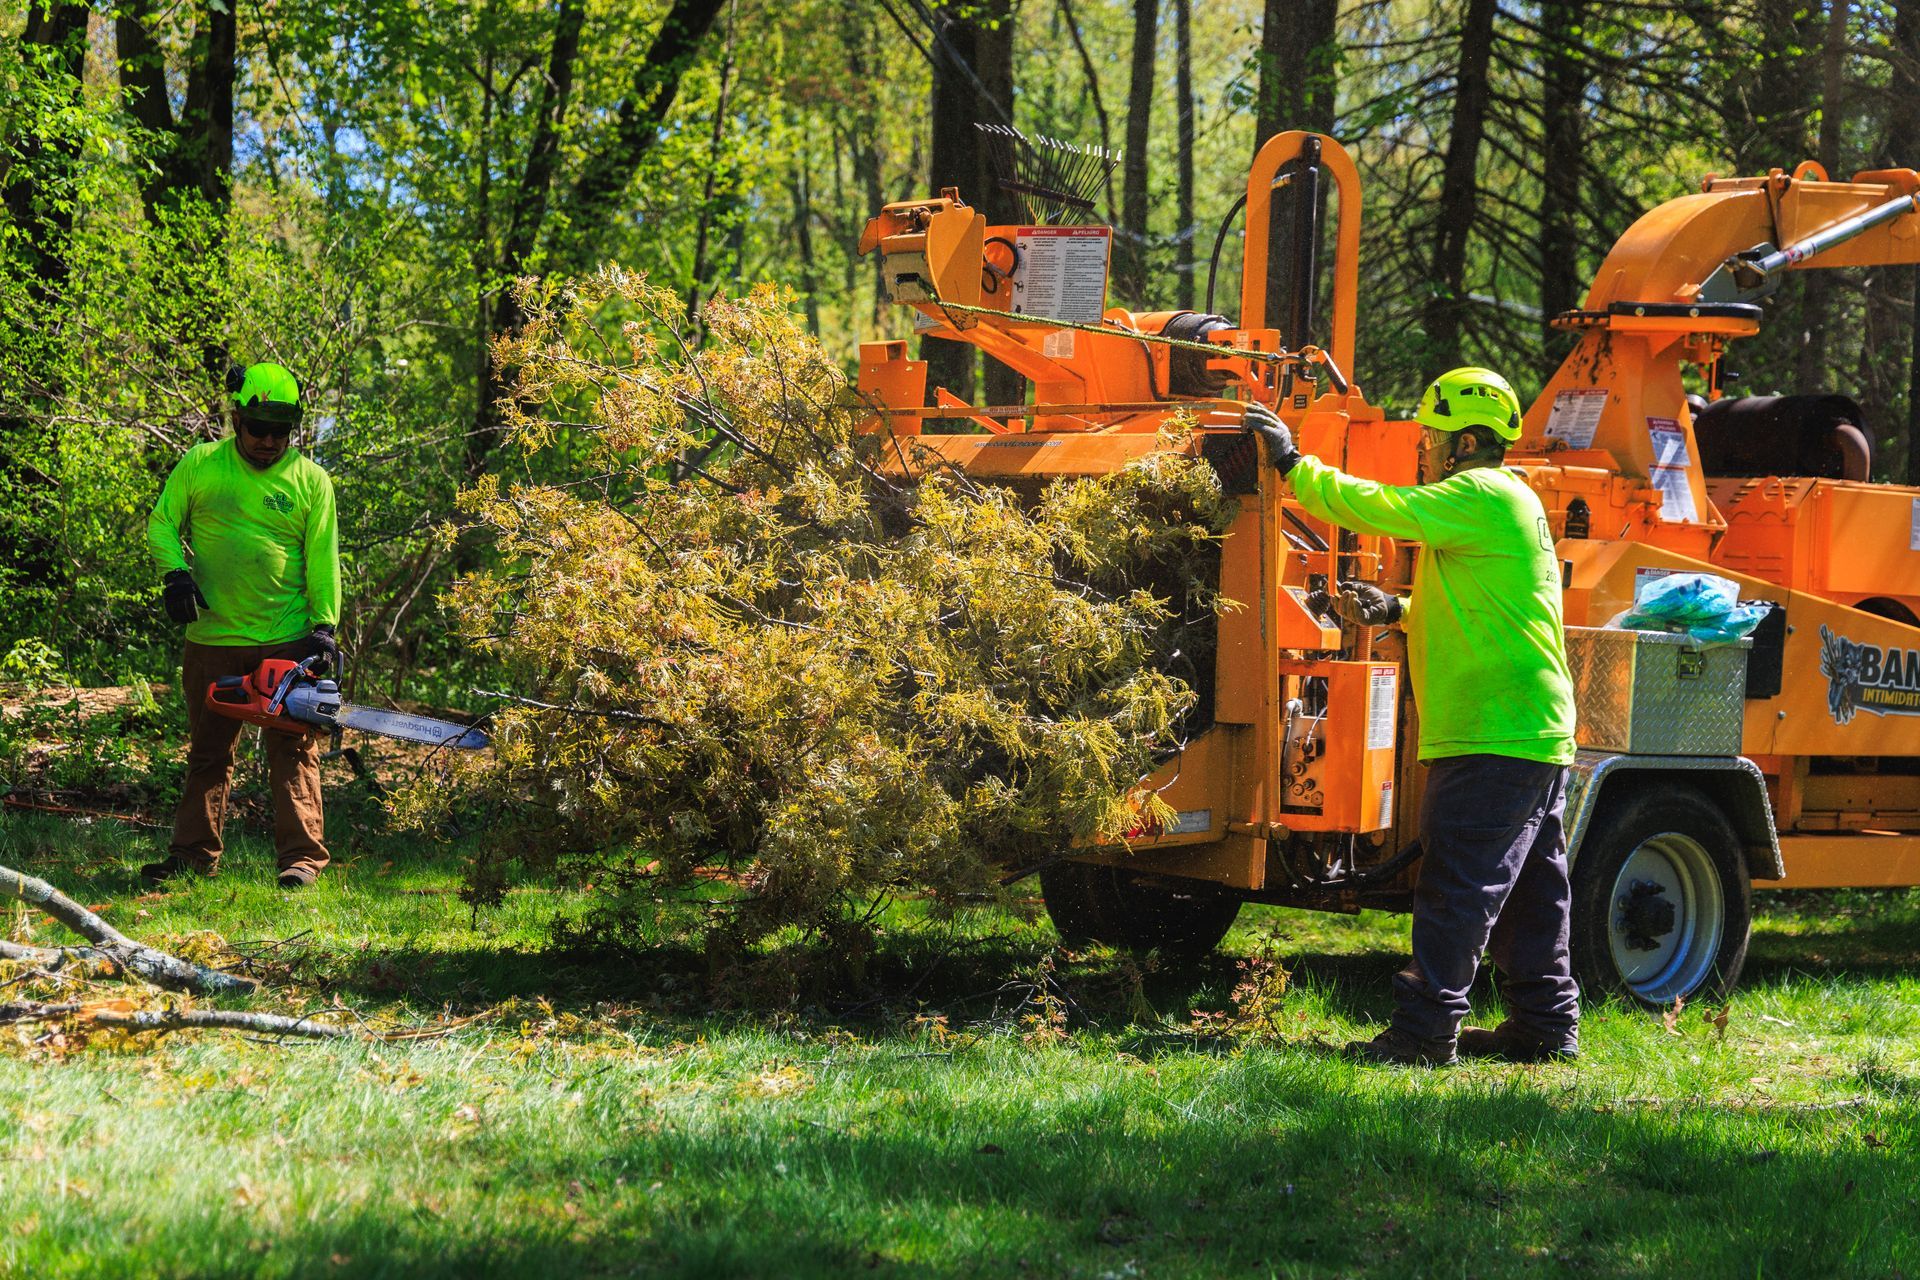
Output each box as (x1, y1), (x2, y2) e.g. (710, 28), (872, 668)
(240, 416), (295, 439)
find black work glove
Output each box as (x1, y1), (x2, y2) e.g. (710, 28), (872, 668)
(162, 570), (209, 625)
(1241, 401), (1302, 476)
(1324, 581), (1403, 627)
(292, 624), (339, 676)
(1309, 582), (1404, 626)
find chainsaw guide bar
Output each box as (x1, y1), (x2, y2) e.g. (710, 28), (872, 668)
(206, 657), (489, 751)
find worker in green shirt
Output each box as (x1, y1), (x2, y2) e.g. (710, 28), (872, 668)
(143, 363), (341, 890)
(1244, 366), (1580, 1066)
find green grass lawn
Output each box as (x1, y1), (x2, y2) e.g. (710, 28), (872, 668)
(1, 807), (1916, 1280)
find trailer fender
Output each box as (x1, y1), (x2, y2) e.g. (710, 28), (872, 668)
(1565, 750), (1784, 881)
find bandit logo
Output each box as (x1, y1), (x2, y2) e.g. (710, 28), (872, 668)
(1820, 626), (1920, 725)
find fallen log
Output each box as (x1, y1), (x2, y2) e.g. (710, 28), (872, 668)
(0, 864), (256, 995)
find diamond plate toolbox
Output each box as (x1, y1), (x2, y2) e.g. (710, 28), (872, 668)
(1564, 626), (1749, 756)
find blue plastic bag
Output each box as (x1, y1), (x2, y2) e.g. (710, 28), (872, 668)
(1617, 571), (1772, 646)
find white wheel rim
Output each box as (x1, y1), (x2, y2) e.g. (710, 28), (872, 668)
(1606, 832), (1725, 1002)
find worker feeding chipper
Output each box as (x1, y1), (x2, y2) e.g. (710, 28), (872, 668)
(1244, 367), (1581, 1066)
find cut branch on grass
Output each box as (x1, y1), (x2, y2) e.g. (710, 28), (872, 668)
(0, 999), (350, 1040)
(0, 863), (255, 995)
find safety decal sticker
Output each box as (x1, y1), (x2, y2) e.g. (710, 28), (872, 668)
(1543, 388), (1606, 449)
(1011, 226), (1111, 325)
(1646, 418), (1698, 523)
(1820, 626), (1920, 724)
(1366, 666), (1398, 751)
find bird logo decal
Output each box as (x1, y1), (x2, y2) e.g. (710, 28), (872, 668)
(1821, 625), (1864, 725)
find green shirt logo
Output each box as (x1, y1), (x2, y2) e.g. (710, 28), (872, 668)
(263, 492), (294, 515)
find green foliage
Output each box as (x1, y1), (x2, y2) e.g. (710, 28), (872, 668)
(0, 638), (66, 688)
(406, 272), (1234, 943)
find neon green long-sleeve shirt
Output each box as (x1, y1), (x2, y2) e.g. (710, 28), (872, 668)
(1287, 456), (1576, 764)
(146, 438), (341, 647)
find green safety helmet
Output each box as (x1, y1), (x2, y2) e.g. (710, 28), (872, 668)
(1415, 366), (1522, 443)
(230, 362), (304, 428)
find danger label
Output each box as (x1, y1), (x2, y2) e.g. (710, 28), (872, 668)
(1011, 227), (1110, 325)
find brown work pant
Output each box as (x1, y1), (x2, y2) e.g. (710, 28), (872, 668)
(169, 640), (328, 877)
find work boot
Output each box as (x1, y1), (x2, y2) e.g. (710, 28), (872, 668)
(1457, 1020), (1579, 1063)
(1341, 1026), (1457, 1067)
(138, 856), (215, 886)
(277, 866), (318, 890)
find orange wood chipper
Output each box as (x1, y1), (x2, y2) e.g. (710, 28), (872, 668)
(853, 129), (1920, 1005)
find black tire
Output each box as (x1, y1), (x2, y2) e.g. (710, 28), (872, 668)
(1038, 860), (1242, 958)
(1569, 784), (1752, 1006)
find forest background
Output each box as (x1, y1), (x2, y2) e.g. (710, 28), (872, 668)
(3, 0), (1919, 698)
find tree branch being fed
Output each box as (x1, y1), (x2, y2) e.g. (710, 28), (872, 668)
(0, 864), (256, 996)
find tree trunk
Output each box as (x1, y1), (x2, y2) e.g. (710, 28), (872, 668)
(1725, 0), (1821, 394)
(473, 45), (496, 459)
(1909, 266), (1920, 484)
(113, 0), (235, 382)
(1256, 0), (1337, 153)
(1538, 0), (1589, 359)
(1421, 0), (1498, 370)
(1897, 0), (1920, 483)
(473, 0), (586, 476)
(0, 4), (90, 600)
(4, 3), (90, 304)
(686, 0), (741, 330)
(559, 0), (727, 269)
(975, 2), (1023, 411)
(115, 2), (234, 224)
(1057, 0), (1118, 222)
(792, 140), (823, 339)
(1118, 0), (1158, 307)
(1797, 0), (1851, 391)
(922, 0), (1016, 402)
(841, 27), (890, 328)
(1174, 0), (1195, 312)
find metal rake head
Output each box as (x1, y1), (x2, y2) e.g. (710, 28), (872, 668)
(975, 124), (1118, 225)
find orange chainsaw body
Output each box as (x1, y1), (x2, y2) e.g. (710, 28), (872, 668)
(205, 658), (316, 736)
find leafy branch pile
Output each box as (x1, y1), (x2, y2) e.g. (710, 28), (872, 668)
(410, 272), (1234, 946)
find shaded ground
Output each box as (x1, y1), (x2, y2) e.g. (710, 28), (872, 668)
(1, 806), (1916, 1279)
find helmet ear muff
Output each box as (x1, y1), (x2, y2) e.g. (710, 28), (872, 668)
(225, 364), (245, 395)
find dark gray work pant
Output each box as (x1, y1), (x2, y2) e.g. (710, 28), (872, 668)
(1391, 755), (1579, 1048)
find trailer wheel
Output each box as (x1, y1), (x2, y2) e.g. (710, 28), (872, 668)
(1570, 786), (1752, 1006)
(1038, 861), (1241, 958)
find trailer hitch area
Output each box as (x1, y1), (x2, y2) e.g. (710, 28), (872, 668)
(1616, 878), (1679, 952)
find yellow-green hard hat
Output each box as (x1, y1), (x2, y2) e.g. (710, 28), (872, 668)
(232, 362), (304, 425)
(1415, 366), (1521, 442)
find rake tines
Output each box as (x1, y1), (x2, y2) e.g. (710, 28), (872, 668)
(975, 124), (1118, 224)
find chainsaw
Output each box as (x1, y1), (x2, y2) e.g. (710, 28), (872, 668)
(206, 657), (490, 750)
